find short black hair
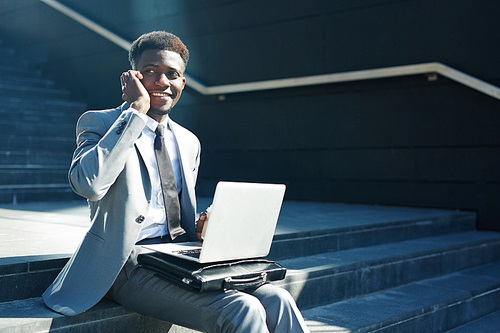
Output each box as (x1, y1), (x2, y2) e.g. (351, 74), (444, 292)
(128, 31), (189, 70)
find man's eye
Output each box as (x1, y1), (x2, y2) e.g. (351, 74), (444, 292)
(144, 69), (156, 75)
(168, 72), (180, 79)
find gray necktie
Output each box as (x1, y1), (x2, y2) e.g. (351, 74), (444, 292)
(154, 124), (185, 240)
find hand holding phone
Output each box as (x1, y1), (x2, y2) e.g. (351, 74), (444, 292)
(120, 70), (150, 114)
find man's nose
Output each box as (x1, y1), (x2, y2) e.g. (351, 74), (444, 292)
(155, 73), (170, 86)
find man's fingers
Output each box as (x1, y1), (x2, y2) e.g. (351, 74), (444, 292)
(120, 71), (150, 112)
(131, 70), (143, 80)
(197, 214), (206, 228)
(196, 213), (207, 232)
(120, 70), (141, 86)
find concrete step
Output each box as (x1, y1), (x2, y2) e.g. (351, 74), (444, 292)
(275, 230), (500, 309)
(0, 45), (16, 58)
(445, 309), (500, 333)
(0, 119), (74, 137)
(0, 134), (75, 151)
(0, 97), (86, 115)
(0, 168), (68, 186)
(0, 150), (71, 166)
(0, 200), (493, 332)
(2, 236), (498, 332)
(0, 254), (71, 303)
(0, 75), (56, 90)
(0, 186), (80, 205)
(0, 82), (70, 101)
(0, 297), (186, 333)
(0, 107), (81, 124)
(2, 226), (498, 306)
(0, 53), (30, 68)
(301, 261), (500, 333)
(269, 201), (476, 260)
(0, 64), (42, 79)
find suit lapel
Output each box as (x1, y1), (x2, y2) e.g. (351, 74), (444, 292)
(131, 111), (151, 193)
(134, 131), (150, 165)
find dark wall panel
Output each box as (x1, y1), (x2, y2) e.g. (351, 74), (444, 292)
(178, 75), (500, 230)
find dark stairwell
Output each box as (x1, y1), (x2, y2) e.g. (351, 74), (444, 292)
(0, 39), (85, 204)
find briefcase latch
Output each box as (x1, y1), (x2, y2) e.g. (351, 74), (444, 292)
(182, 277), (193, 285)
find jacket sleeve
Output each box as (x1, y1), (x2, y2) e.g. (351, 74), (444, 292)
(68, 107), (146, 201)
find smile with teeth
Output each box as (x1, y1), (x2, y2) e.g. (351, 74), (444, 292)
(150, 92), (172, 98)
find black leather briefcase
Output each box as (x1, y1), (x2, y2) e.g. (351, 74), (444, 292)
(138, 251), (287, 293)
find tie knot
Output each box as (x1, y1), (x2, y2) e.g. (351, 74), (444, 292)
(155, 124), (165, 137)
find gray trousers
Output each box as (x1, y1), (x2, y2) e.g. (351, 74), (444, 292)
(108, 244), (310, 333)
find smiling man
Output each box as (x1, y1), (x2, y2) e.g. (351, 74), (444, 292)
(42, 31), (309, 333)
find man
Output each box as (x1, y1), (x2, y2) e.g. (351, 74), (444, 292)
(43, 31), (309, 333)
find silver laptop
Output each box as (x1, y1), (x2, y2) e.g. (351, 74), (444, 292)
(142, 181), (286, 263)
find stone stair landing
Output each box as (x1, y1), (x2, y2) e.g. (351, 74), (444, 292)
(1, 199), (499, 332)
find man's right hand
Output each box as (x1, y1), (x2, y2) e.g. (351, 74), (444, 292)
(120, 70), (150, 114)
(195, 212), (208, 241)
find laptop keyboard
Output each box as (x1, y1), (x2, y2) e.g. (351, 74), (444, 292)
(172, 249), (201, 258)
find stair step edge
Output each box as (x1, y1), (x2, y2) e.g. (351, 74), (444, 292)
(0, 297), (179, 333)
(445, 309), (500, 333)
(301, 261), (500, 333)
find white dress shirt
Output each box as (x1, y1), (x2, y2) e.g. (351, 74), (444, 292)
(132, 109), (183, 242)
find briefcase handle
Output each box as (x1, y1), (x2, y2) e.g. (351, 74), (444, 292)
(223, 272), (268, 290)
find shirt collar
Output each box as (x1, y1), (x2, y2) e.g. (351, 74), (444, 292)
(144, 115), (170, 133)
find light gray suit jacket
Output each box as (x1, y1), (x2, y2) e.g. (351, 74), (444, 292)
(43, 103), (201, 316)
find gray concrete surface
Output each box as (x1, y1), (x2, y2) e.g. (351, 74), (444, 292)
(0, 198), (496, 333)
(0, 197), (470, 259)
(0, 198), (472, 258)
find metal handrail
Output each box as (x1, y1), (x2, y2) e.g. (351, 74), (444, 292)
(40, 0), (500, 100)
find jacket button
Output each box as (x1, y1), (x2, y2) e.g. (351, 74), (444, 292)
(116, 129), (122, 134)
(136, 215), (145, 223)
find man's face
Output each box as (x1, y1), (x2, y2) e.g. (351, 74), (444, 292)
(136, 49), (186, 117)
